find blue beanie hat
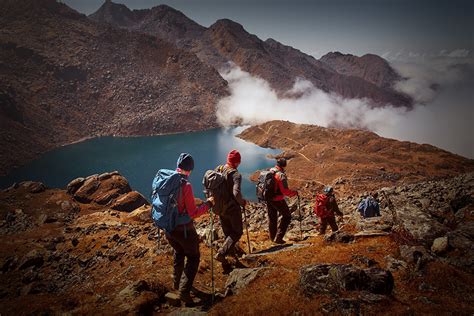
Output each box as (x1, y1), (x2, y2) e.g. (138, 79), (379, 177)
(177, 153), (194, 171)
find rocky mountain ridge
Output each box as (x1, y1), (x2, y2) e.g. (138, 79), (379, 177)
(320, 51), (402, 89)
(90, 0), (412, 106)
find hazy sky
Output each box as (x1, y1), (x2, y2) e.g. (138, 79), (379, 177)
(64, 0), (473, 58)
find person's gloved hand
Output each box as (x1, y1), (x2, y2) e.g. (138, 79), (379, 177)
(206, 196), (215, 207)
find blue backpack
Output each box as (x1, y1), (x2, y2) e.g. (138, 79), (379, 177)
(151, 169), (191, 233)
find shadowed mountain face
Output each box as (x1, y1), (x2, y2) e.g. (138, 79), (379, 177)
(0, 0), (227, 175)
(89, 1), (412, 106)
(320, 52), (402, 90)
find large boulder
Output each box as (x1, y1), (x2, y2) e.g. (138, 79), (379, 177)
(225, 268), (267, 296)
(299, 264), (393, 297)
(111, 191), (149, 212)
(112, 280), (164, 314)
(73, 176), (100, 203)
(127, 205), (152, 223)
(66, 177), (85, 195)
(20, 181), (46, 193)
(392, 204), (448, 245)
(19, 249), (45, 270)
(70, 173), (132, 205)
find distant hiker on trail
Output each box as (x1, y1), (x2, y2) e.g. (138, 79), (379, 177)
(151, 153), (214, 304)
(265, 158), (298, 244)
(213, 150), (247, 265)
(314, 186), (343, 235)
(357, 192), (380, 218)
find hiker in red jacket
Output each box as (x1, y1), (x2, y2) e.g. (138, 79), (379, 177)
(214, 149), (247, 264)
(314, 186), (343, 235)
(267, 158), (298, 244)
(166, 153), (214, 304)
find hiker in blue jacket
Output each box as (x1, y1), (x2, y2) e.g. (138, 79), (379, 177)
(357, 192), (380, 218)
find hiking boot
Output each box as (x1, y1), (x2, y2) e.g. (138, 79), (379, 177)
(179, 292), (194, 305)
(273, 238), (286, 245)
(214, 252), (227, 263)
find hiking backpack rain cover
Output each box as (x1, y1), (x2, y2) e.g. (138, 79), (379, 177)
(202, 166), (233, 215)
(256, 169), (277, 202)
(314, 194), (333, 218)
(151, 169), (191, 233)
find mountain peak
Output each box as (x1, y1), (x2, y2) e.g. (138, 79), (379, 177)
(320, 51), (402, 90)
(210, 19), (245, 31)
(89, 0), (135, 27)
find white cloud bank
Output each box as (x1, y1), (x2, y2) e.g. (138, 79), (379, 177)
(216, 51), (474, 159)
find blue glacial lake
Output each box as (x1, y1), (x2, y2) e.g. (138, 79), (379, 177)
(0, 127), (280, 201)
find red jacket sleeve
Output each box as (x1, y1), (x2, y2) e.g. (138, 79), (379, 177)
(178, 183), (209, 219)
(275, 172), (297, 197)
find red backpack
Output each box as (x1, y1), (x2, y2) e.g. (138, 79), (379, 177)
(314, 194), (333, 218)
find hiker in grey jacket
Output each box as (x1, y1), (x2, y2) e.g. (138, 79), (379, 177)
(214, 150), (247, 265)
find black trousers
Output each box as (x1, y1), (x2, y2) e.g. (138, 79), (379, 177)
(218, 207), (243, 256)
(165, 224), (200, 295)
(319, 216), (338, 234)
(267, 199), (292, 241)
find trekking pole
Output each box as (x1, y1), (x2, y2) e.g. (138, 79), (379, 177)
(209, 208), (215, 304)
(297, 195), (303, 241)
(243, 206), (251, 254)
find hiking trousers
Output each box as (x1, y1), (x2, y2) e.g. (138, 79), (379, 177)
(165, 224), (200, 295)
(218, 207), (243, 256)
(267, 199), (292, 241)
(319, 216), (338, 234)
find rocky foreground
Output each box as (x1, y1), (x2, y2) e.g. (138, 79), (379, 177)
(0, 171), (473, 314)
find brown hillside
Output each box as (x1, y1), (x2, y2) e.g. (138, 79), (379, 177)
(238, 121), (474, 197)
(0, 0), (227, 175)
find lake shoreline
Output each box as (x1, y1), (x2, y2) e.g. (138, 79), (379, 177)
(0, 127), (278, 201)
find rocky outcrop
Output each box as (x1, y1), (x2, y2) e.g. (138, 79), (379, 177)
(67, 171), (148, 211)
(299, 264), (394, 296)
(224, 268), (267, 296)
(110, 191), (148, 212)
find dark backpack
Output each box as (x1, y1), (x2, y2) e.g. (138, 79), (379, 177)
(150, 169), (191, 233)
(314, 194), (333, 218)
(358, 197), (379, 218)
(256, 169), (277, 202)
(202, 165), (235, 215)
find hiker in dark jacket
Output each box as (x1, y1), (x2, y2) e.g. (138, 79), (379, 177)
(357, 192), (380, 218)
(316, 186), (343, 235)
(214, 149), (247, 263)
(267, 158), (298, 244)
(166, 153), (214, 304)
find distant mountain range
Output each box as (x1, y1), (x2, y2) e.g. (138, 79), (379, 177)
(1, 0), (411, 175)
(90, 0), (411, 105)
